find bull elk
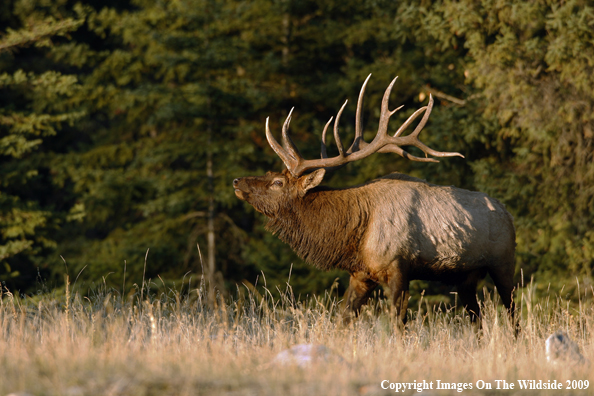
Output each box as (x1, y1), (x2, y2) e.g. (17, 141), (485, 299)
(233, 75), (516, 326)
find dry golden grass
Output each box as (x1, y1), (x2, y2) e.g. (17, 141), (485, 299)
(1, 278), (592, 396)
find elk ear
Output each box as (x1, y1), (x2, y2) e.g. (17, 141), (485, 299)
(299, 169), (326, 196)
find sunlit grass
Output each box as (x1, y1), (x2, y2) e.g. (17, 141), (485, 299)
(1, 276), (592, 396)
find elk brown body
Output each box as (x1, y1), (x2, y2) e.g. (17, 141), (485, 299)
(234, 75), (516, 324)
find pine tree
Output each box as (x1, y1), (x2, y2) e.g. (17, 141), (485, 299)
(0, 0), (84, 290)
(39, 0), (270, 291)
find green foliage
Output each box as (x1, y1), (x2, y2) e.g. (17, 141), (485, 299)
(0, 0), (592, 297)
(391, 0), (594, 288)
(0, 0), (85, 288)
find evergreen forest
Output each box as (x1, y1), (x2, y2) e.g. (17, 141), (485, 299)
(1, 0), (593, 302)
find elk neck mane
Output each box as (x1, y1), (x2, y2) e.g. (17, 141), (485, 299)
(265, 186), (369, 272)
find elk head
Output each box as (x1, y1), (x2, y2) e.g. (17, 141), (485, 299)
(233, 168), (325, 217)
(233, 74), (464, 216)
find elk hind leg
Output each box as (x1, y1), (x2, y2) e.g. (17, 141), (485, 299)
(457, 270), (485, 323)
(489, 267), (517, 331)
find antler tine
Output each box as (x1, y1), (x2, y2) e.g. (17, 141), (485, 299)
(333, 100), (348, 157)
(393, 94), (432, 138)
(266, 117), (290, 164)
(375, 76), (399, 142)
(266, 116), (302, 175)
(281, 107), (300, 161)
(410, 94), (433, 138)
(321, 117), (333, 159)
(375, 140), (438, 162)
(393, 106), (427, 138)
(350, 74), (372, 153)
(376, 142), (440, 162)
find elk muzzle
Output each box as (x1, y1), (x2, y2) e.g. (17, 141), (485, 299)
(233, 178), (248, 201)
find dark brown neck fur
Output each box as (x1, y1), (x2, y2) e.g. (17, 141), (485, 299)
(266, 187), (369, 272)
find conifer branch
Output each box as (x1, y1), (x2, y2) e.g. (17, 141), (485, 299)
(0, 18), (83, 53)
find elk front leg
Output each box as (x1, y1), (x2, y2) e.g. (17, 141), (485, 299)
(389, 273), (410, 325)
(341, 274), (378, 325)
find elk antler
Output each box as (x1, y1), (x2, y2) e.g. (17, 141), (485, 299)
(265, 74), (464, 177)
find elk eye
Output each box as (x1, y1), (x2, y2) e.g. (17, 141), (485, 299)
(273, 180), (283, 187)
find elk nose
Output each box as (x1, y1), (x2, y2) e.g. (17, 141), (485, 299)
(233, 178), (240, 187)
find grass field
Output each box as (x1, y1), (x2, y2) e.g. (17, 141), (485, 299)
(1, 276), (592, 396)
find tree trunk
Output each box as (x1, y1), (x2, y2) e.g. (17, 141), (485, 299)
(206, 148), (216, 304)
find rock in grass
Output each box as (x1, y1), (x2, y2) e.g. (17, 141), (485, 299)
(545, 331), (585, 365)
(272, 344), (345, 368)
